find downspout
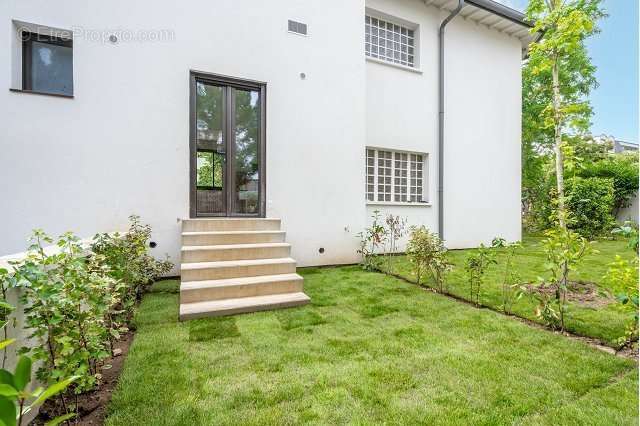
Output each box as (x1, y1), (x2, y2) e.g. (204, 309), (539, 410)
(438, 0), (465, 240)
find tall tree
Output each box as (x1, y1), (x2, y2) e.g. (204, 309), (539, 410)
(524, 0), (605, 228)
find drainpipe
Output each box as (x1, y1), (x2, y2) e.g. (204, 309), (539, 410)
(438, 0), (465, 240)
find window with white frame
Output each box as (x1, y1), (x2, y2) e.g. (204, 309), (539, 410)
(366, 148), (426, 203)
(365, 15), (416, 68)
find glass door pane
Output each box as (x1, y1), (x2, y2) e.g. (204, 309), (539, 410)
(195, 82), (226, 215)
(231, 88), (260, 215)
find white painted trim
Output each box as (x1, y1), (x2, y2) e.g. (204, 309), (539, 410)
(365, 57), (423, 74)
(367, 201), (432, 207)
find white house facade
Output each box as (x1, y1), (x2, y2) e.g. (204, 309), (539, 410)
(1, 0), (532, 274)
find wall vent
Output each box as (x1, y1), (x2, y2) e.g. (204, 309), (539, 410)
(288, 20), (307, 35)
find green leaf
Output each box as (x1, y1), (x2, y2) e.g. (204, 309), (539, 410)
(0, 396), (16, 426)
(0, 384), (17, 398)
(0, 370), (14, 387)
(30, 376), (79, 409)
(45, 412), (77, 426)
(13, 356), (31, 391)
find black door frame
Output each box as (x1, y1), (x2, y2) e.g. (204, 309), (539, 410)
(189, 70), (266, 218)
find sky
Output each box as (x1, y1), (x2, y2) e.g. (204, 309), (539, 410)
(499, 0), (639, 143)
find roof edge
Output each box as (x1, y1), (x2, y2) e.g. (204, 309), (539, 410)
(465, 0), (534, 28)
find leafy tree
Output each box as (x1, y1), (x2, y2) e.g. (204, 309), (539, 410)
(524, 0), (606, 228)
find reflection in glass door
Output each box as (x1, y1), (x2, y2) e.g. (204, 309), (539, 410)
(232, 88), (260, 215)
(195, 82), (226, 216)
(190, 72), (265, 217)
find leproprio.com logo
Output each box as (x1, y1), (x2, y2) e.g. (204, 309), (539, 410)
(16, 24), (176, 43)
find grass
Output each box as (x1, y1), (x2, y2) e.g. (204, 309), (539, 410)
(106, 269), (638, 425)
(379, 235), (638, 346)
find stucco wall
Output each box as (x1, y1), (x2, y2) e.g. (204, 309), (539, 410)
(1, 0), (523, 267)
(364, 0), (522, 249)
(0, 0), (366, 269)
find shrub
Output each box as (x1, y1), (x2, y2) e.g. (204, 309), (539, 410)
(356, 210), (387, 271)
(566, 176), (615, 237)
(2, 215), (173, 421)
(406, 227), (452, 293)
(605, 223), (639, 348)
(464, 244), (497, 307)
(580, 153), (639, 214)
(92, 215), (173, 326)
(8, 231), (116, 394)
(531, 227), (592, 331)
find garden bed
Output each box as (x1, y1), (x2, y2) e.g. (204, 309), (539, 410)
(377, 235), (638, 347)
(34, 332), (135, 425)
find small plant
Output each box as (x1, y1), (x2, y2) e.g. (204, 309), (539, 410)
(0, 268), (15, 369)
(0, 355), (78, 426)
(0, 299), (78, 426)
(384, 214), (408, 273)
(604, 255), (639, 348)
(612, 221), (639, 252)
(605, 223), (639, 349)
(356, 210), (387, 271)
(464, 244), (497, 307)
(531, 226), (592, 331)
(406, 227), (452, 293)
(491, 237), (522, 314)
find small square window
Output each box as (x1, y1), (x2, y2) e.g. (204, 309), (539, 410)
(21, 32), (73, 96)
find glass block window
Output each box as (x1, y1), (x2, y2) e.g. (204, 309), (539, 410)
(366, 148), (426, 203)
(409, 153), (424, 202)
(366, 149), (376, 201)
(377, 150), (393, 202)
(394, 152), (408, 202)
(365, 15), (415, 67)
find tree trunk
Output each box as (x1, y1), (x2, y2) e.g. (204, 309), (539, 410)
(552, 59), (566, 229)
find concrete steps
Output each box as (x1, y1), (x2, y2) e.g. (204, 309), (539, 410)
(180, 292), (310, 320)
(182, 230), (286, 245)
(181, 242), (291, 263)
(179, 218), (309, 320)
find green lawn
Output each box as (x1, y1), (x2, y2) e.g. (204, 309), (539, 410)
(106, 268), (638, 425)
(379, 235), (638, 346)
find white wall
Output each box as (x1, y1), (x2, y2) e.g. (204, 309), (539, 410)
(0, 0), (366, 269)
(617, 193), (639, 223)
(0, 0), (523, 268)
(364, 0), (522, 249)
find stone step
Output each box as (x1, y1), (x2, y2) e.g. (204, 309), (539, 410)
(182, 218), (281, 232)
(181, 257), (296, 282)
(181, 243), (291, 263)
(180, 273), (303, 303)
(182, 230), (286, 246)
(179, 292), (310, 320)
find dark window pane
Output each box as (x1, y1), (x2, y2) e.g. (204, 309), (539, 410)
(28, 40), (73, 95)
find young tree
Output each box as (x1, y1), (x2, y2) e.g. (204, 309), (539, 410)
(524, 0), (605, 228)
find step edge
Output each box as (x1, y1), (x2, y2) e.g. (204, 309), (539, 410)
(180, 273), (303, 290)
(179, 292), (310, 312)
(181, 257), (296, 270)
(181, 243), (291, 251)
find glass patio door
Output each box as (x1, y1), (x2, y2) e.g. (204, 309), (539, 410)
(190, 72), (265, 217)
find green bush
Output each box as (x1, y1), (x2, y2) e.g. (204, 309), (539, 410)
(566, 176), (615, 237)
(580, 154), (639, 213)
(1, 216), (173, 421)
